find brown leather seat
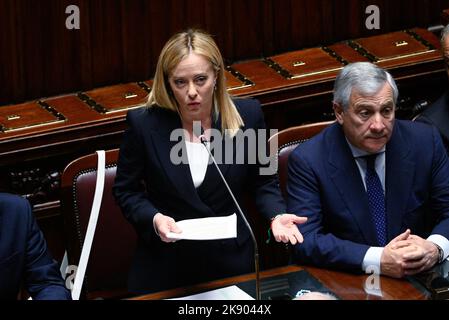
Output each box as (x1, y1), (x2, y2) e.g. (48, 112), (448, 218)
(269, 121), (334, 198)
(61, 149), (136, 300)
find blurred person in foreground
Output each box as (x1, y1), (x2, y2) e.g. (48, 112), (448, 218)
(0, 193), (71, 300)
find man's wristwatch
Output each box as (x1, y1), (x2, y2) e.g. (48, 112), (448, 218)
(435, 243), (444, 264)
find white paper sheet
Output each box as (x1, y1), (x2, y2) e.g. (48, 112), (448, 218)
(166, 213), (237, 240)
(168, 285), (254, 300)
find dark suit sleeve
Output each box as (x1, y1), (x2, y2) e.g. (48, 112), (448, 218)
(113, 111), (160, 243)
(246, 99), (286, 220)
(20, 198), (71, 300)
(287, 148), (369, 272)
(428, 126), (449, 238)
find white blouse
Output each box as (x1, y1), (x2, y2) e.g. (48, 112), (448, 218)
(185, 140), (210, 188)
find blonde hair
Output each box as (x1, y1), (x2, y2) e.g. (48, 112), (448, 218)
(147, 29), (244, 137)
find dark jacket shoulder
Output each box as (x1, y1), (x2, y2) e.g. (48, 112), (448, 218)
(126, 106), (179, 130)
(233, 98), (264, 128)
(0, 193), (31, 230)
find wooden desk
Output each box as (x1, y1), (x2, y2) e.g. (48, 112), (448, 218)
(304, 266), (427, 300)
(130, 265), (428, 300)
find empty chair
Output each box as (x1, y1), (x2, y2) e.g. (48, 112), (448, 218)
(60, 149), (136, 299)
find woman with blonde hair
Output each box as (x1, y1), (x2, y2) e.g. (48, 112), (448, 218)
(114, 29), (306, 294)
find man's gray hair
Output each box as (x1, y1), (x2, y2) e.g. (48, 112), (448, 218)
(333, 62), (398, 110)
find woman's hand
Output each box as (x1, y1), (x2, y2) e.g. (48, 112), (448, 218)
(271, 214), (307, 245)
(153, 213), (182, 243)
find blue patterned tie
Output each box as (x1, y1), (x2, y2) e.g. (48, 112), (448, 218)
(363, 154), (387, 246)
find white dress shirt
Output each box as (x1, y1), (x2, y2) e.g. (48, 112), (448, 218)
(185, 140), (209, 188)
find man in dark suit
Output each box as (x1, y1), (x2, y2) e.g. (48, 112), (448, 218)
(288, 62), (449, 278)
(415, 24), (449, 152)
(0, 193), (71, 299)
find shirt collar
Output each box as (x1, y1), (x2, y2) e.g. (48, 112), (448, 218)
(345, 137), (386, 158)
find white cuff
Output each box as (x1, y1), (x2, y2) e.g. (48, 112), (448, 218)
(153, 213), (160, 236)
(362, 247), (384, 274)
(427, 234), (449, 261)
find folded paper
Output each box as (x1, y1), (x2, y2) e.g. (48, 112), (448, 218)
(167, 213), (237, 240)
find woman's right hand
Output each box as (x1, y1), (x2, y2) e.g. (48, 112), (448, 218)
(153, 213), (182, 242)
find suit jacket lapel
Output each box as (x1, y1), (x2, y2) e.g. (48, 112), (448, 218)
(149, 111), (210, 213)
(385, 121), (414, 241)
(152, 114), (194, 195)
(327, 124), (379, 245)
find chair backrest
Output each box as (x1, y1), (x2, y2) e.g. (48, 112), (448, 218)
(61, 149), (136, 299)
(269, 121), (334, 197)
(251, 121), (333, 270)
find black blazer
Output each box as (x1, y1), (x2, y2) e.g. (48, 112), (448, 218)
(416, 91), (449, 152)
(113, 98), (286, 293)
(0, 193), (70, 300)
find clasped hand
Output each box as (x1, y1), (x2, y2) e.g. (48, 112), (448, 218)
(381, 229), (440, 278)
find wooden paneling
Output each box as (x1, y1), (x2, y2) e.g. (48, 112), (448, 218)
(0, 1), (22, 102)
(1, 0), (448, 105)
(272, 0), (448, 54)
(0, 27), (443, 170)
